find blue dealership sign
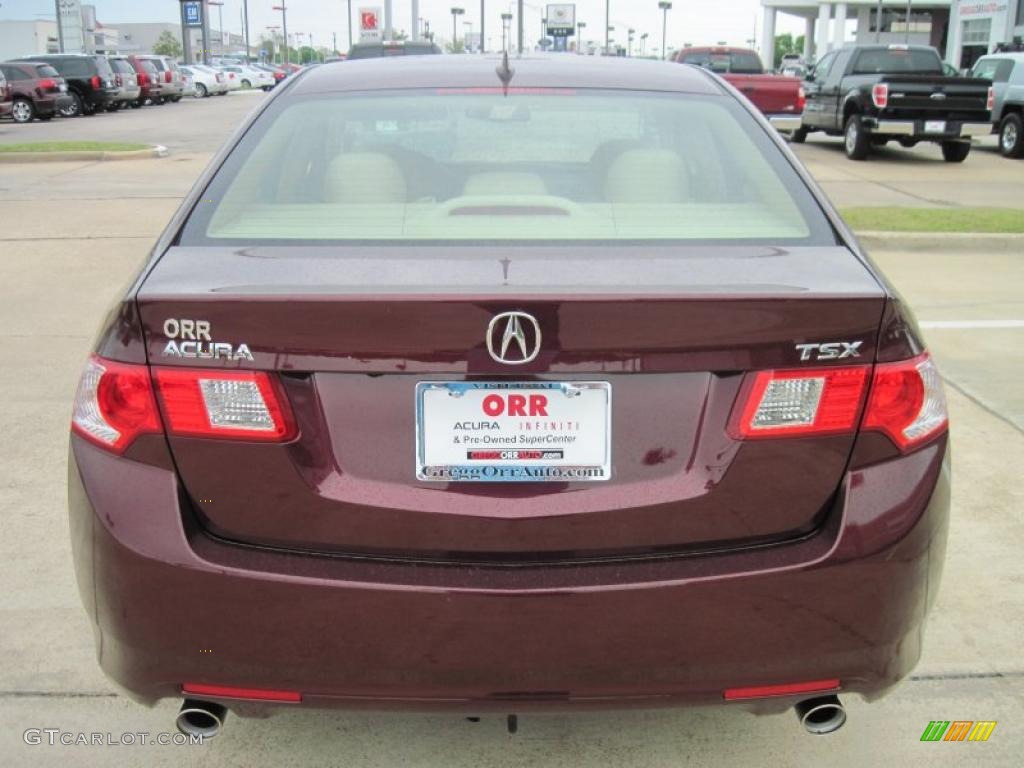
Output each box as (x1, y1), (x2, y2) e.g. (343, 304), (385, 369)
(183, 1), (202, 27)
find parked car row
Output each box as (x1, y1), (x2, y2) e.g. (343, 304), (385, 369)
(0, 53), (295, 124)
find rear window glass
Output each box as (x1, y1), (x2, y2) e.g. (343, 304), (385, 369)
(139, 61), (158, 74)
(93, 56), (113, 76)
(970, 58), (1014, 82)
(679, 51), (763, 74)
(36, 64), (60, 78)
(110, 59), (133, 74)
(852, 48), (942, 74)
(181, 89), (833, 245)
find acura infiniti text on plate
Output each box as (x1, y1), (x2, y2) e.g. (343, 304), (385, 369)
(68, 55), (950, 740)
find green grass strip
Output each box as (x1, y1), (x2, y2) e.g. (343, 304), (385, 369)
(0, 141), (150, 153)
(841, 207), (1024, 233)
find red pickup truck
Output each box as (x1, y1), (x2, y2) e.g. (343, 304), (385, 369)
(674, 47), (805, 119)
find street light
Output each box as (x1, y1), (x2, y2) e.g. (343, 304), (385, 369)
(640, 31), (648, 56)
(576, 21), (586, 54)
(658, 1), (672, 61)
(464, 20), (472, 52)
(451, 7), (465, 51)
(541, 17), (547, 48)
(272, 5), (289, 65)
(628, 27), (635, 57)
(501, 12), (512, 52)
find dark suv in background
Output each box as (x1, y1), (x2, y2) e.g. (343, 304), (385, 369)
(11, 53), (116, 116)
(0, 61), (70, 122)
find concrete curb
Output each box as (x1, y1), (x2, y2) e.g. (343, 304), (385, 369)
(855, 231), (1024, 253)
(0, 144), (168, 163)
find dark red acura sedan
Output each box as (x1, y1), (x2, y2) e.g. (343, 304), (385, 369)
(68, 55), (949, 739)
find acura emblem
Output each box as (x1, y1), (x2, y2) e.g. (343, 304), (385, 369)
(486, 312), (542, 365)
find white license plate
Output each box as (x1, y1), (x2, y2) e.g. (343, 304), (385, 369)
(416, 382), (611, 482)
(924, 120), (947, 134)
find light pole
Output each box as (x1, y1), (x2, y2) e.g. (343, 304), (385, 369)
(658, 1), (672, 61)
(273, 5), (289, 65)
(451, 7), (464, 51)
(604, 0), (609, 55)
(464, 21), (472, 51)
(875, 0), (883, 43)
(541, 17), (547, 48)
(517, 0), (524, 54)
(640, 31), (648, 56)
(480, 0), (485, 53)
(905, 0), (913, 44)
(628, 27), (634, 56)
(576, 20), (586, 53)
(243, 0), (251, 62)
(208, 1), (224, 54)
(347, 0), (352, 49)
(501, 12), (512, 51)
(265, 25), (280, 62)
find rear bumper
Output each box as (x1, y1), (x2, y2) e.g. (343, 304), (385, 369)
(69, 435), (950, 714)
(867, 118), (992, 139)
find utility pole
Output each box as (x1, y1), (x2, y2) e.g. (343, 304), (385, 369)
(604, 0), (609, 55)
(54, 0), (65, 52)
(273, 5), (289, 65)
(480, 0), (485, 53)
(876, 0), (884, 43)
(517, 0), (524, 54)
(628, 27), (634, 56)
(577, 20), (586, 53)
(243, 0), (250, 61)
(412, 0), (419, 40)
(640, 31), (647, 56)
(659, 1), (672, 61)
(451, 7), (465, 51)
(384, 0), (392, 41)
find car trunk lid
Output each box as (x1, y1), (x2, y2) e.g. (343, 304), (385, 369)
(137, 245), (885, 562)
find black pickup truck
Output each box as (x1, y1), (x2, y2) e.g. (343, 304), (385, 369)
(794, 45), (993, 161)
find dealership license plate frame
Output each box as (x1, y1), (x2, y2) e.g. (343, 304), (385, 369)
(416, 381), (612, 483)
(924, 120), (947, 134)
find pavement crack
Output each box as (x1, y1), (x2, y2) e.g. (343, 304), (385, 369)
(943, 377), (1024, 436)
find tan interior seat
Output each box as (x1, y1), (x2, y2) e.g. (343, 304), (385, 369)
(463, 172), (548, 197)
(324, 152), (407, 204)
(604, 149), (690, 204)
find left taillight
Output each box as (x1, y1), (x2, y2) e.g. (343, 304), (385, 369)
(871, 83), (889, 109)
(796, 85), (806, 113)
(72, 355), (161, 454)
(153, 368), (296, 442)
(987, 86), (995, 112)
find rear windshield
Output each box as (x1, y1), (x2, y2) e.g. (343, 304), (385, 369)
(679, 51), (763, 74)
(139, 61), (158, 74)
(35, 64), (60, 78)
(181, 89), (833, 245)
(852, 48), (943, 74)
(110, 59), (134, 74)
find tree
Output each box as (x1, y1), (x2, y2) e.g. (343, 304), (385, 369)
(153, 30), (183, 59)
(773, 33), (805, 69)
(445, 39), (466, 53)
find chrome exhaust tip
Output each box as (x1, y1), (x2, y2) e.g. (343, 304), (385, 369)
(176, 699), (227, 738)
(795, 695), (846, 735)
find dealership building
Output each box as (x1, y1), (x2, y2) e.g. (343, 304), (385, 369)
(760, 1), (1024, 68)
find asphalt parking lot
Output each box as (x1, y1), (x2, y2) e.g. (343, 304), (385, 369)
(0, 91), (1022, 766)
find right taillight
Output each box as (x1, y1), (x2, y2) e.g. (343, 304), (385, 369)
(862, 353), (947, 452)
(871, 83), (889, 109)
(987, 86), (995, 111)
(38, 78), (57, 91)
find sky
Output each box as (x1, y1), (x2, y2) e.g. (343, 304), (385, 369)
(3, 0), (805, 53)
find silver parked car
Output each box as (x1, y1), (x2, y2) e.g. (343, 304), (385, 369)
(137, 55), (183, 102)
(179, 65), (228, 97)
(106, 56), (141, 110)
(970, 52), (1024, 158)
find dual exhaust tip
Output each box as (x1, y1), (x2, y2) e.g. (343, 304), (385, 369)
(795, 695), (847, 735)
(175, 693), (845, 738)
(176, 699), (227, 739)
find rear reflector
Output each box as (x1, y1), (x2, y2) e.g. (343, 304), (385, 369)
(724, 679), (841, 701)
(862, 353), (947, 451)
(181, 683), (301, 702)
(71, 356), (161, 454)
(730, 366), (869, 439)
(153, 368), (296, 442)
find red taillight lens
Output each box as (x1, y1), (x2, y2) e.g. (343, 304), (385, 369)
(863, 353), (947, 451)
(153, 368), (297, 442)
(38, 78), (57, 90)
(871, 83), (889, 109)
(72, 356), (161, 454)
(729, 366), (870, 439)
(181, 683), (301, 702)
(796, 85), (806, 113)
(138, 72), (149, 86)
(90, 74), (101, 90)
(164, 70), (172, 83)
(724, 679), (841, 701)
(987, 86), (995, 111)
